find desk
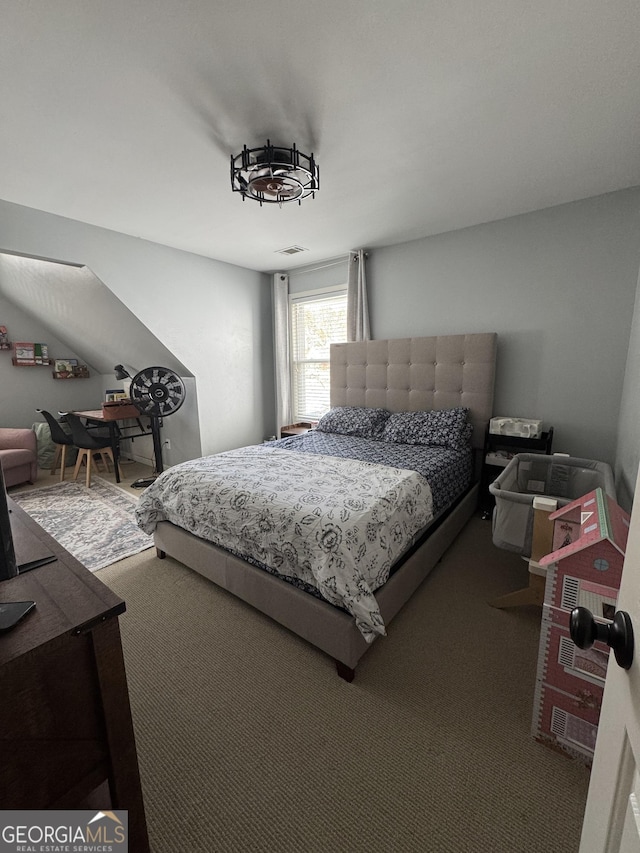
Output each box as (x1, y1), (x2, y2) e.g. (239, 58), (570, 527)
(2, 498), (150, 849)
(72, 409), (151, 483)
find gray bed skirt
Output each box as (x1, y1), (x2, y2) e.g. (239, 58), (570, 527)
(154, 481), (479, 680)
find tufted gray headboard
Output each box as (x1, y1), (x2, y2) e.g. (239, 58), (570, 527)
(330, 333), (497, 449)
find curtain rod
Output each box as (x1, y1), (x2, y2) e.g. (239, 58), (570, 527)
(287, 252), (369, 277)
(287, 257), (347, 276)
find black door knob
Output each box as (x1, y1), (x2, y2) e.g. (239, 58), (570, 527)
(570, 606), (634, 670)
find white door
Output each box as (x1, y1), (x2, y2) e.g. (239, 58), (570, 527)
(579, 469), (640, 852)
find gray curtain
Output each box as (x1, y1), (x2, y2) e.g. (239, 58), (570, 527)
(273, 273), (292, 435)
(347, 249), (370, 341)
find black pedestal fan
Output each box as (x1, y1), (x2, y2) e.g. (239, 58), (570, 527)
(114, 365), (186, 488)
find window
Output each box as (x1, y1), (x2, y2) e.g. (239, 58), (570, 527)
(290, 287), (347, 421)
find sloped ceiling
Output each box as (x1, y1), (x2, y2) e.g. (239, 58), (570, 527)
(0, 253), (190, 377)
(0, 2), (639, 272)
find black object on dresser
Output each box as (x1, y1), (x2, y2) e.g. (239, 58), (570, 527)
(479, 425), (554, 519)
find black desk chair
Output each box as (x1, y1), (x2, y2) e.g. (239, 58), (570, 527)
(64, 413), (115, 488)
(37, 409), (75, 483)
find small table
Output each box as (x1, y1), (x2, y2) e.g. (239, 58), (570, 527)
(280, 422), (314, 438)
(479, 426), (554, 518)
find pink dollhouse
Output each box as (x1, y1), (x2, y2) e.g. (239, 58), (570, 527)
(531, 487), (630, 763)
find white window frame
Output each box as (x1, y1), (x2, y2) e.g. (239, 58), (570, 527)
(289, 284), (347, 422)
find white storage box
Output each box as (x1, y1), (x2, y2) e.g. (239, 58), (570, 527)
(489, 417), (543, 438)
(489, 453), (616, 557)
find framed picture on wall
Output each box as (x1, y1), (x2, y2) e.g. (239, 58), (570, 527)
(14, 342), (35, 364)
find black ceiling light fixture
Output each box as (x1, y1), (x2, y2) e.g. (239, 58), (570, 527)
(230, 140), (319, 206)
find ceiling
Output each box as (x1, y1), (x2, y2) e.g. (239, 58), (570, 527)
(1, 1), (639, 273)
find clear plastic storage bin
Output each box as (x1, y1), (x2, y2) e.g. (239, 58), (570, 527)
(489, 453), (616, 556)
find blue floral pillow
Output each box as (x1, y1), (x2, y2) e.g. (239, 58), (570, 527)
(315, 406), (390, 439)
(383, 407), (473, 449)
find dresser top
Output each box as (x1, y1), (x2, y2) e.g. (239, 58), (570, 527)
(0, 498), (125, 665)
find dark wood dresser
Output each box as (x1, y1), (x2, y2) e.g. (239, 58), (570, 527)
(0, 497), (149, 852)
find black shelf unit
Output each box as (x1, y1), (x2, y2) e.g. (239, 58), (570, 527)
(479, 425), (554, 519)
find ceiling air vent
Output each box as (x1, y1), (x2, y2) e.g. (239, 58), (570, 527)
(276, 245), (308, 256)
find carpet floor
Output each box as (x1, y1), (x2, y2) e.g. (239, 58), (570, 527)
(100, 514), (591, 853)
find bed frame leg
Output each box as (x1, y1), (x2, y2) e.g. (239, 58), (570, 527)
(156, 548), (166, 559)
(335, 661), (355, 682)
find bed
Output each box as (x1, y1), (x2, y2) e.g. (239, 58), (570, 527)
(139, 333), (497, 680)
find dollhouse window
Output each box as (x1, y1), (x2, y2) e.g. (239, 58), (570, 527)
(593, 558), (609, 573)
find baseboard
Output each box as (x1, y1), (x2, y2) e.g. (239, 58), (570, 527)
(122, 451), (154, 466)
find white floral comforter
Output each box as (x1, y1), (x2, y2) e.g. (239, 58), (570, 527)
(136, 446), (433, 642)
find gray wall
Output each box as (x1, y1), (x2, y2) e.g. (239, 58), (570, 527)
(0, 198), (274, 460)
(288, 258), (349, 294)
(292, 189), (640, 485)
(369, 190), (640, 468)
(0, 293), (106, 426)
(615, 268), (640, 511)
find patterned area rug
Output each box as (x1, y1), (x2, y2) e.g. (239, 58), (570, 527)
(12, 476), (153, 571)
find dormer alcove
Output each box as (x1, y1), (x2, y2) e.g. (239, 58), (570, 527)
(0, 251), (199, 468)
